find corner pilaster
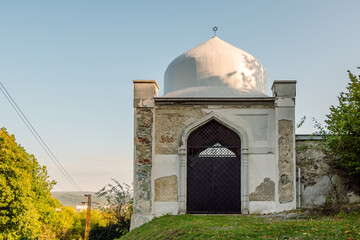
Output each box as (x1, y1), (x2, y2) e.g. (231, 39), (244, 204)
(272, 80), (297, 205)
(131, 80), (159, 230)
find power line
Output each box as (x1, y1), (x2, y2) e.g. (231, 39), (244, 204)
(0, 82), (81, 190)
(0, 82), (82, 191)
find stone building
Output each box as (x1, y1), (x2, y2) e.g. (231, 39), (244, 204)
(131, 37), (298, 229)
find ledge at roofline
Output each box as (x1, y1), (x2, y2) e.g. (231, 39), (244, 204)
(295, 134), (323, 141)
(154, 97), (275, 105)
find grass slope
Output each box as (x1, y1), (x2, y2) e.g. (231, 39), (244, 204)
(120, 213), (360, 239)
(51, 191), (107, 208)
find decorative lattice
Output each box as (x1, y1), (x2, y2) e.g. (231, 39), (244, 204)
(198, 143), (236, 157)
(187, 120), (241, 214)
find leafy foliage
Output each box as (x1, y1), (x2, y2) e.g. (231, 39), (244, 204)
(0, 128), (124, 239)
(0, 127), (76, 239)
(93, 179), (133, 239)
(96, 179), (132, 221)
(64, 209), (113, 240)
(89, 218), (130, 240)
(323, 69), (360, 176)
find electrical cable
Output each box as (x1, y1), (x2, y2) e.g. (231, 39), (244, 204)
(0, 83), (81, 190)
(0, 82), (82, 191)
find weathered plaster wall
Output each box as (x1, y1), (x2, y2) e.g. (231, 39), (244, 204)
(272, 81), (297, 211)
(248, 154), (276, 213)
(151, 154), (179, 216)
(296, 140), (329, 188)
(249, 178), (275, 201)
(155, 105), (206, 154)
(296, 140), (339, 207)
(154, 104), (275, 155)
(295, 140), (358, 207)
(152, 103), (282, 216)
(278, 119), (294, 203)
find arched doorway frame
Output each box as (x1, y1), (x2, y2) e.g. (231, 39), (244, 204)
(177, 112), (250, 214)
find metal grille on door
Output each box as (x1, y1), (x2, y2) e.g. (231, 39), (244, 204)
(187, 120), (241, 214)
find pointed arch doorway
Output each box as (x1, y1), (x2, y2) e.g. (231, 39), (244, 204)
(187, 120), (241, 214)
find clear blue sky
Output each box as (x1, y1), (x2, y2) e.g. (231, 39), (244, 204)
(1, 1), (359, 191)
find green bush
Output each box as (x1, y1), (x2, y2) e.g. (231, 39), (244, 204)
(89, 217), (130, 240)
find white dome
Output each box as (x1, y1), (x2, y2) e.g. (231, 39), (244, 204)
(163, 37), (267, 98)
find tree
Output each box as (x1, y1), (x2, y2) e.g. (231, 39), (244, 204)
(96, 179), (132, 221)
(0, 127), (66, 239)
(324, 68), (360, 176)
(92, 179), (132, 240)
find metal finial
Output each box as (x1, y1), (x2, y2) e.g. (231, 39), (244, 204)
(213, 26), (218, 37)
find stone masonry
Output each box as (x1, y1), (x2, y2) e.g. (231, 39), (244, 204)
(134, 108), (153, 214)
(278, 119), (294, 203)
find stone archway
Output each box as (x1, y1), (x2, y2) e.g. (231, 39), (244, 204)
(177, 112), (250, 214)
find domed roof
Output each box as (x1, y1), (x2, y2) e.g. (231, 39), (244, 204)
(163, 37), (267, 98)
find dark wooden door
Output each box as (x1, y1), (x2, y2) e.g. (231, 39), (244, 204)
(187, 120), (241, 214)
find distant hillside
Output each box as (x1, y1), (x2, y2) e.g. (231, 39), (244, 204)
(51, 191), (108, 209)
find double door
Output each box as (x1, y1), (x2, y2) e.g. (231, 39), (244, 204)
(187, 155), (241, 214)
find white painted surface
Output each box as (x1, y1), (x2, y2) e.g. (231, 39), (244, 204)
(153, 202), (179, 217)
(130, 214), (154, 230)
(249, 201), (275, 214)
(163, 37), (267, 97)
(275, 201), (297, 212)
(301, 176), (330, 207)
(153, 154), (179, 180)
(151, 154), (179, 216)
(201, 108), (275, 149)
(248, 154), (275, 195)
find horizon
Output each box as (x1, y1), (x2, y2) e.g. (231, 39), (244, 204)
(1, 1), (359, 191)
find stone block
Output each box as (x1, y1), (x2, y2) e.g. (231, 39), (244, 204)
(155, 175), (178, 202)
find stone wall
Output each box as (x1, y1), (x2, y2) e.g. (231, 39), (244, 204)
(295, 139), (360, 207)
(278, 119), (294, 203)
(155, 105), (206, 154)
(134, 108), (153, 214)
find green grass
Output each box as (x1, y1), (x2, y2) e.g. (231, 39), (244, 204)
(119, 212), (360, 240)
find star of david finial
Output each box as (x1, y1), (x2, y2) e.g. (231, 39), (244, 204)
(213, 26), (218, 37)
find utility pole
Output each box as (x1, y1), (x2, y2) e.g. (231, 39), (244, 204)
(83, 194), (91, 240)
(82, 194), (99, 240)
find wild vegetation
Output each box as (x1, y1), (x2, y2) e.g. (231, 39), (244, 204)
(323, 68), (360, 177)
(0, 128), (131, 239)
(90, 179), (132, 240)
(307, 68), (360, 209)
(0, 127), (65, 239)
